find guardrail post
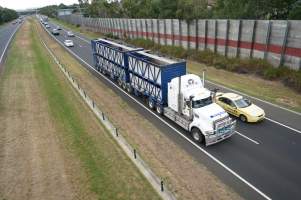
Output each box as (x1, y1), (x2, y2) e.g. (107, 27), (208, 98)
(161, 180), (164, 192)
(102, 112), (105, 120)
(133, 149), (137, 159)
(115, 128), (118, 137)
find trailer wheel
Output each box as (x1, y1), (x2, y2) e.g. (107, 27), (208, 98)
(156, 105), (163, 115)
(148, 99), (155, 110)
(127, 85), (133, 93)
(191, 128), (204, 143)
(122, 83), (127, 90)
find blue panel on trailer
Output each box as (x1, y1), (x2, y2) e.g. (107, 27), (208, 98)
(127, 51), (186, 105)
(161, 62), (186, 105)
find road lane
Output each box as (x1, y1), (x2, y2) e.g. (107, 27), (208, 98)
(0, 22), (21, 66)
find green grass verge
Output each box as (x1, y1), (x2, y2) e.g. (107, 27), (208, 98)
(28, 20), (160, 200)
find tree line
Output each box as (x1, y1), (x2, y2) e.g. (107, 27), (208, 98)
(40, 0), (301, 20)
(0, 6), (18, 24)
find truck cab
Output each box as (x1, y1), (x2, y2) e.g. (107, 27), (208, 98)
(165, 74), (236, 146)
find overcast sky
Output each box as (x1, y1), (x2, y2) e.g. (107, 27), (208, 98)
(1, 0), (78, 10)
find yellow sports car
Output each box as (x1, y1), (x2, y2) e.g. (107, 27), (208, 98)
(215, 92), (265, 122)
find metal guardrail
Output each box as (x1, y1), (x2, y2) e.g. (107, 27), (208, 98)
(36, 20), (176, 200)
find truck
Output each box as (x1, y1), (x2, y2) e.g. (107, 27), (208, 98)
(91, 38), (236, 146)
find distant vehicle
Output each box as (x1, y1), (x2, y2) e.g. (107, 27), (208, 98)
(67, 31), (75, 37)
(64, 40), (74, 47)
(51, 29), (59, 35)
(215, 92), (265, 123)
(44, 22), (48, 26)
(45, 25), (50, 29)
(56, 26), (62, 30)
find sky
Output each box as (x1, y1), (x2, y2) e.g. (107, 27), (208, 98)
(0, 0), (78, 10)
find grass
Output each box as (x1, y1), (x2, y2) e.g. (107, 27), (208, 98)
(27, 19), (160, 200)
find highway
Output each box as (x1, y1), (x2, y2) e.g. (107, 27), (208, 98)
(41, 20), (301, 200)
(0, 21), (21, 67)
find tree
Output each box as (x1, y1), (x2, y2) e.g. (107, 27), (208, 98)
(288, 0), (301, 19)
(0, 7), (18, 24)
(176, 0), (211, 21)
(213, 0), (298, 19)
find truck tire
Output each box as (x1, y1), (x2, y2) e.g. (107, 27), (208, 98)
(126, 85), (132, 93)
(148, 99), (155, 110)
(191, 128), (204, 143)
(156, 105), (163, 115)
(239, 114), (248, 122)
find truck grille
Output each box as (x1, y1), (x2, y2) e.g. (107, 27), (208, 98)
(214, 117), (233, 135)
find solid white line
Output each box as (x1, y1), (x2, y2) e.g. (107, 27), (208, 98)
(265, 117), (301, 134)
(41, 23), (272, 200)
(236, 131), (260, 145)
(0, 23), (21, 64)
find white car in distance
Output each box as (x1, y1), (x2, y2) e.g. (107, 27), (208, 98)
(67, 31), (75, 37)
(64, 40), (74, 47)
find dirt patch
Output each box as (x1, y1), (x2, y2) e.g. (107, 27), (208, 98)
(0, 21), (85, 200)
(37, 19), (242, 200)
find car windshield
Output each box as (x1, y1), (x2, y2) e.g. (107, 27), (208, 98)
(234, 98), (251, 108)
(192, 96), (213, 108)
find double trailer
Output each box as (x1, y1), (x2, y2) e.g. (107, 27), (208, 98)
(91, 38), (236, 146)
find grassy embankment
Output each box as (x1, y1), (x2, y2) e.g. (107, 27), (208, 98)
(0, 18), (160, 200)
(51, 17), (301, 112)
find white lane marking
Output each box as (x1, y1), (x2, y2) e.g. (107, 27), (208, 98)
(236, 131), (260, 145)
(265, 117), (301, 134)
(0, 23), (21, 64)
(41, 23), (272, 200)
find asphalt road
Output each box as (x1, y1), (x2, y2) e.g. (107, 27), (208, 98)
(42, 19), (301, 200)
(0, 21), (21, 66)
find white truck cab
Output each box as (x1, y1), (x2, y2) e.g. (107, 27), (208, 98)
(164, 74), (236, 146)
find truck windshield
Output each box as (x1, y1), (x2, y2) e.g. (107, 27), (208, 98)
(234, 98), (251, 108)
(192, 96), (213, 108)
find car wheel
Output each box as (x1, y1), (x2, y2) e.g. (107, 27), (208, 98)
(240, 114), (248, 122)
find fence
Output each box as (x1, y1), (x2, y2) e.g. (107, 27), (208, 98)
(59, 14), (301, 71)
(37, 21), (176, 200)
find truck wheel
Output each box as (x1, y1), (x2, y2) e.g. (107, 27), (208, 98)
(122, 83), (127, 90)
(239, 115), (248, 122)
(127, 85), (133, 93)
(156, 105), (163, 115)
(191, 128), (204, 143)
(148, 99), (155, 110)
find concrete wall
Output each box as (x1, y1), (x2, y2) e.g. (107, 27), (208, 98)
(59, 15), (301, 70)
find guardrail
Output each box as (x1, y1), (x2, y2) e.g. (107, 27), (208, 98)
(36, 20), (176, 200)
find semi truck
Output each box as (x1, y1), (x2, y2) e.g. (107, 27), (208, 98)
(91, 38), (236, 146)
